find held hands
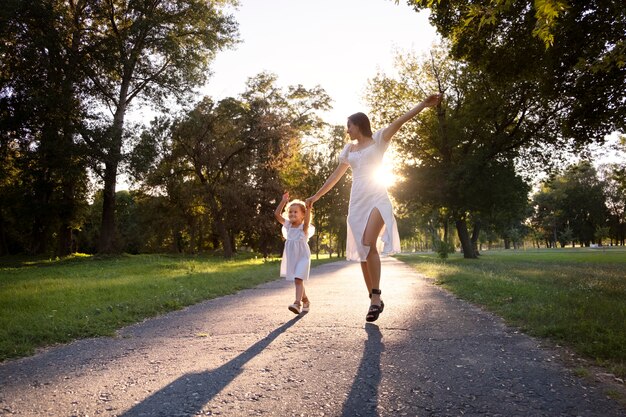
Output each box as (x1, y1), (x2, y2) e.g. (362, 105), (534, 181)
(422, 93), (443, 108)
(305, 196), (317, 208)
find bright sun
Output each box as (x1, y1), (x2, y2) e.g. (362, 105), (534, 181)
(373, 148), (403, 187)
(374, 165), (398, 187)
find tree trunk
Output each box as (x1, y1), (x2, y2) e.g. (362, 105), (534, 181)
(98, 89), (127, 253)
(56, 16), (84, 257)
(197, 216), (205, 253)
(470, 220), (481, 256)
(56, 176), (75, 256)
(98, 160), (119, 253)
(204, 194), (233, 258)
(0, 214), (8, 256)
(30, 179), (54, 255)
(215, 217), (233, 258)
(455, 218), (477, 259)
(57, 178), (76, 257)
(57, 222), (73, 257)
(30, 217), (49, 255)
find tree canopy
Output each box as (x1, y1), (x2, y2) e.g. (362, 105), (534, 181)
(404, 0), (626, 147)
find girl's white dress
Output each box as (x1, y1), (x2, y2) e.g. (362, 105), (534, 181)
(339, 128), (401, 262)
(280, 221), (315, 281)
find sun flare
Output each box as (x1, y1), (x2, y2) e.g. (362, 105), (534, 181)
(374, 165), (398, 187)
(373, 146), (404, 187)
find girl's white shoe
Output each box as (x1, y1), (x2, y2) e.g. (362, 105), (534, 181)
(288, 303), (301, 314)
(301, 300), (310, 312)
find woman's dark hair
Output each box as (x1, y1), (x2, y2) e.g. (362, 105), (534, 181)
(347, 112), (373, 137)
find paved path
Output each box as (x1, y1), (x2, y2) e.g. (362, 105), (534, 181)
(0, 258), (623, 417)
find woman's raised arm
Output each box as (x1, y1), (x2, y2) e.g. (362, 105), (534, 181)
(382, 93), (443, 143)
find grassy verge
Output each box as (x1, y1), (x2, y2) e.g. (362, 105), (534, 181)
(0, 253), (338, 361)
(397, 248), (626, 378)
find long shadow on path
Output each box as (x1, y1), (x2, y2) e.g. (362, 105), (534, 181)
(119, 315), (305, 417)
(341, 323), (384, 417)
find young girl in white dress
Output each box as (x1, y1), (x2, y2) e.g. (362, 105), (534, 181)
(306, 93), (442, 322)
(274, 192), (315, 314)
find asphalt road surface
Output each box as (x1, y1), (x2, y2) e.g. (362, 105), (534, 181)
(1, 257), (623, 417)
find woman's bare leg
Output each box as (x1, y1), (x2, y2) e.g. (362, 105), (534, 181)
(362, 208), (385, 306)
(360, 262), (372, 295)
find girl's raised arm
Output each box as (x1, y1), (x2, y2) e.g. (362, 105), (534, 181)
(274, 192), (289, 225)
(381, 93), (443, 143)
(303, 203), (312, 236)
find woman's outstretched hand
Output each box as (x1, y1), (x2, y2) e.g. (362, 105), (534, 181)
(305, 196), (316, 208)
(422, 93), (443, 108)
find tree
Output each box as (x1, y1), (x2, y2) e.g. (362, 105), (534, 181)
(404, 0), (626, 148)
(531, 162), (608, 246)
(599, 136), (626, 245)
(558, 225), (574, 248)
(142, 73), (332, 257)
(560, 163), (608, 246)
(1, 0), (90, 256)
(82, 0), (239, 253)
(531, 181), (566, 247)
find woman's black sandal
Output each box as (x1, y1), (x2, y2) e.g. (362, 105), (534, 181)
(369, 291), (384, 313)
(366, 289), (383, 322)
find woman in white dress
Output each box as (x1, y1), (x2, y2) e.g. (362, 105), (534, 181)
(306, 93), (442, 322)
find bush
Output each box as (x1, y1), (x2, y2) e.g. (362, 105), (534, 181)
(433, 240), (455, 259)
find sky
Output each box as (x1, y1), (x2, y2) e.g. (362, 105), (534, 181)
(199, 0), (439, 126)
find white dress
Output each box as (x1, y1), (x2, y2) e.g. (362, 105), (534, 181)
(280, 221), (315, 281)
(339, 128), (401, 262)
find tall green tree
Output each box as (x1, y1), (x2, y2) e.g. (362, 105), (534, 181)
(83, 0), (238, 253)
(1, 0), (90, 255)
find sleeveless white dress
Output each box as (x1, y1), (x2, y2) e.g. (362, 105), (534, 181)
(280, 221), (315, 281)
(339, 128), (401, 262)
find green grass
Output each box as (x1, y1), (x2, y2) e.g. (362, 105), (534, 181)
(397, 248), (626, 378)
(0, 253), (338, 361)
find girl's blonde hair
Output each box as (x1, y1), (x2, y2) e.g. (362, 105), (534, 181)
(283, 199), (312, 222)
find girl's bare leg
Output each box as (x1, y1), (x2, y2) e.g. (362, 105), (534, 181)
(362, 208), (385, 306)
(294, 278), (304, 304)
(301, 284), (308, 303)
